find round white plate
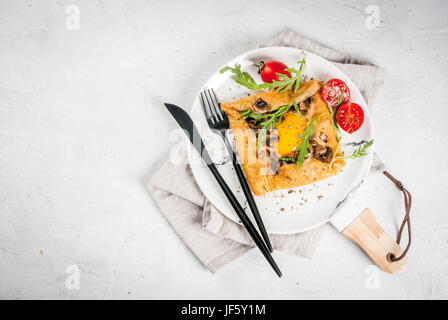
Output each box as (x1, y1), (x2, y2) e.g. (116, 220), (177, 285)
(188, 46), (373, 234)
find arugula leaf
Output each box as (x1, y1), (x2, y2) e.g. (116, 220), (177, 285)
(330, 139), (374, 169)
(296, 115), (320, 169)
(257, 128), (267, 153)
(329, 139), (341, 169)
(337, 93), (344, 107)
(221, 53), (306, 93)
(292, 101), (299, 113)
(327, 100), (339, 131)
(239, 109), (270, 121)
(262, 173), (271, 193)
(239, 109), (251, 119)
(336, 134), (341, 142)
(326, 94), (342, 143)
(280, 157), (296, 162)
(220, 64), (261, 90)
(292, 101), (304, 119)
(259, 168), (271, 193)
(343, 139), (374, 159)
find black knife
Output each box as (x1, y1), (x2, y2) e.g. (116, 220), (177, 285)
(164, 103), (282, 277)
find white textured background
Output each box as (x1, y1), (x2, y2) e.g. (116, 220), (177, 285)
(1, 0), (447, 299)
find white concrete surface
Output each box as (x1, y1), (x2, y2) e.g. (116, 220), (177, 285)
(1, 0), (447, 299)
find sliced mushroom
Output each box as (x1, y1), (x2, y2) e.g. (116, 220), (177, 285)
(246, 118), (261, 129)
(319, 132), (328, 143)
(252, 98), (271, 114)
(279, 151), (299, 166)
(282, 151), (299, 160)
(313, 144), (326, 156)
(256, 134), (270, 159)
(269, 151), (280, 175)
(266, 134), (279, 142)
(257, 133), (280, 174)
(308, 139), (332, 163)
(258, 147), (280, 174)
(309, 139), (318, 150)
(298, 97), (313, 115)
(315, 146), (333, 163)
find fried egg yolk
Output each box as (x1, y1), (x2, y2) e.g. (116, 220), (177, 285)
(277, 113), (307, 156)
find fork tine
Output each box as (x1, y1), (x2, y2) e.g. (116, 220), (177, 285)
(209, 88), (224, 121)
(204, 89), (219, 122)
(199, 91), (213, 123)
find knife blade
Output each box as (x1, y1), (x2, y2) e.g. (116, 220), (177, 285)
(330, 178), (367, 232)
(164, 103), (282, 277)
(329, 153), (384, 231)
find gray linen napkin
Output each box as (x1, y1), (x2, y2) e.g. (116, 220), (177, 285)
(148, 31), (385, 272)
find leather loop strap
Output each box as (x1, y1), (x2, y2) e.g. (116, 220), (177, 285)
(383, 171), (412, 262)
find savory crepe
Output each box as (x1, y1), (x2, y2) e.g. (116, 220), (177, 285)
(220, 79), (345, 196)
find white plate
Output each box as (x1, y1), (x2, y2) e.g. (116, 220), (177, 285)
(188, 46), (373, 234)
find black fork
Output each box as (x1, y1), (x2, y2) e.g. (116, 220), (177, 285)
(199, 88), (273, 253)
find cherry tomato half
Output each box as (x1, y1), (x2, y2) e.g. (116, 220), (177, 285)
(336, 103), (364, 134)
(321, 78), (350, 109)
(259, 61), (291, 83)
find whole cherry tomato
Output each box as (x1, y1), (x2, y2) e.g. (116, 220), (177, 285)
(258, 61), (291, 83)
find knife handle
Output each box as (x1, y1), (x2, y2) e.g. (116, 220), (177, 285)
(342, 208), (407, 274)
(221, 136), (273, 252)
(206, 163), (282, 277)
(163, 102), (281, 277)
